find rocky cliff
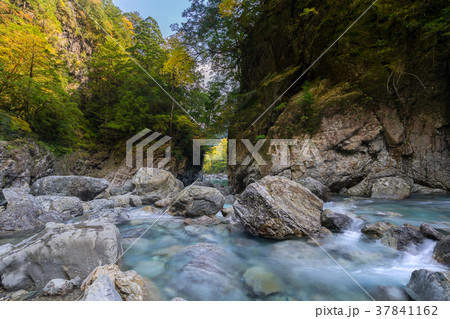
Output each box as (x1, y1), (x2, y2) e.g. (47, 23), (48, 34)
(229, 0), (450, 194)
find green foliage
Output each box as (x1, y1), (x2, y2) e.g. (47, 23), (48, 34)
(255, 134), (266, 140)
(203, 138), (227, 174)
(274, 102), (287, 112)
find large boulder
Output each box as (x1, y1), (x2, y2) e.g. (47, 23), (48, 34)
(82, 276), (122, 301)
(361, 221), (395, 239)
(405, 269), (450, 301)
(167, 243), (246, 300)
(371, 177), (411, 199)
(132, 168), (183, 204)
(296, 177), (331, 201)
(31, 176), (109, 201)
(233, 176), (323, 239)
(320, 209), (352, 232)
(0, 223), (122, 291)
(170, 186), (225, 217)
(0, 188), (72, 237)
(35, 195), (83, 217)
(0, 189), (7, 212)
(381, 225), (425, 251)
(81, 264), (158, 301)
(433, 236), (450, 266)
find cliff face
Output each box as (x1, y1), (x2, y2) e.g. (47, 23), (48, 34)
(229, 0), (450, 193)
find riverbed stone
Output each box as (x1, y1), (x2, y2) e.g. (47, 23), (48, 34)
(420, 224), (443, 241)
(242, 266), (281, 297)
(381, 225), (425, 251)
(43, 277), (81, 296)
(433, 236), (450, 266)
(221, 207), (234, 218)
(405, 269), (450, 301)
(82, 275), (122, 301)
(132, 168), (184, 204)
(361, 221), (395, 239)
(320, 209), (352, 232)
(296, 177), (331, 202)
(233, 176), (323, 239)
(371, 177), (411, 199)
(81, 264), (159, 301)
(31, 176), (109, 201)
(170, 186), (225, 217)
(0, 223), (122, 291)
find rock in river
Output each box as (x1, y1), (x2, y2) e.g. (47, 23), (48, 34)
(35, 195), (84, 217)
(132, 168), (183, 204)
(381, 225), (425, 251)
(433, 235), (450, 266)
(233, 176), (323, 239)
(242, 266), (281, 297)
(405, 269), (450, 301)
(320, 209), (352, 232)
(371, 177), (411, 200)
(0, 223), (122, 291)
(296, 177), (331, 202)
(420, 223), (443, 241)
(361, 221), (395, 239)
(170, 185), (225, 217)
(31, 176), (109, 201)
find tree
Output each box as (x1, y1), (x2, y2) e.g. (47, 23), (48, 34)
(161, 34), (197, 136)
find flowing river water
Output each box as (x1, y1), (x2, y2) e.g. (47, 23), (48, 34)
(117, 194), (450, 301)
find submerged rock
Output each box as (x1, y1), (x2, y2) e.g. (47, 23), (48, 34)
(420, 224), (443, 241)
(31, 176), (109, 201)
(170, 186), (225, 217)
(233, 176), (323, 239)
(242, 266), (281, 297)
(167, 243), (246, 300)
(132, 168), (183, 204)
(296, 177), (331, 202)
(370, 286), (411, 301)
(381, 225), (425, 251)
(433, 236), (450, 266)
(371, 177), (411, 200)
(320, 209), (352, 232)
(361, 221), (395, 239)
(405, 269), (450, 301)
(0, 223), (122, 291)
(81, 264), (159, 301)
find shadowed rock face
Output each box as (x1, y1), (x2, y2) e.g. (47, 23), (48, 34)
(405, 269), (450, 301)
(381, 225), (425, 251)
(321, 209), (352, 232)
(31, 176), (109, 201)
(0, 189), (7, 212)
(233, 176), (322, 239)
(0, 223), (122, 291)
(433, 236), (450, 266)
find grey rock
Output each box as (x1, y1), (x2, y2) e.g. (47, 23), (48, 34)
(171, 297), (187, 301)
(0, 243), (13, 257)
(370, 286), (411, 301)
(233, 176), (323, 239)
(224, 195), (235, 204)
(420, 224), (443, 241)
(82, 276), (122, 301)
(132, 168), (184, 204)
(0, 189), (7, 211)
(221, 207), (234, 218)
(35, 195), (83, 217)
(296, 177), (331, 201)
(196, 181), (215, 188)
(321, 209), (352, 232)
(361, 221), (395, 239)
(433, 235), (450, 266)
(405, 269), (450, 301)
(31, 176), (109, 201)
(84, 199), (115, 213)
(412, 184), (447, 195)
(170, 186), (225, 217)
(43, 277), (81, 296)
(0, 223), (122, 291)
(0, 188), (72, 237)
(371, 177), (411, 200)
(381, 225), (425, 251)
(110, 194), (142, 208)
(167, 243), (246, 301)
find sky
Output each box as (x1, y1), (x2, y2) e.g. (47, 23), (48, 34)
(112, 0), (192, 38)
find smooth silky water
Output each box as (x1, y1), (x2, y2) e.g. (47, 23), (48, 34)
(118, 195), (450, 301)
